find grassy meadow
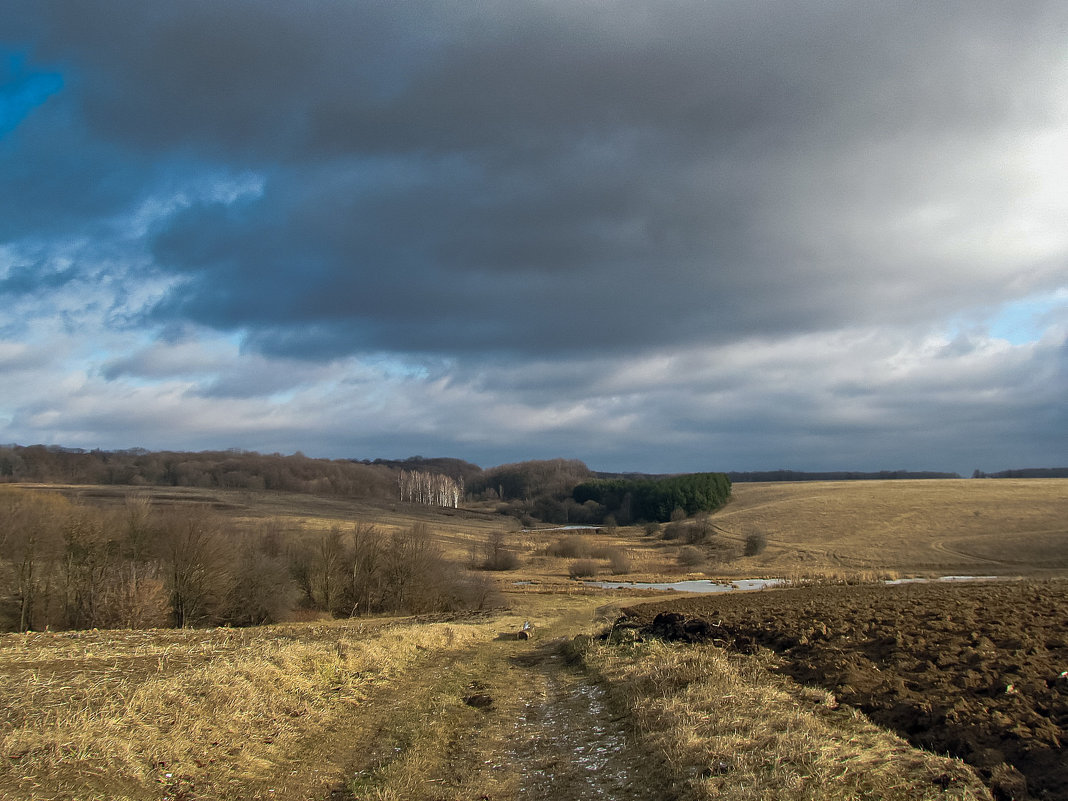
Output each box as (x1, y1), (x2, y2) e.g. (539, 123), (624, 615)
(714, 479), (1068, 577)
(1, 477), (1065, 799)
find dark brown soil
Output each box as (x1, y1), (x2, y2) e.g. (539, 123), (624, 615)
(616, 579), (1068, 801)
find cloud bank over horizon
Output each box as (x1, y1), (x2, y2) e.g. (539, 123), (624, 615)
(1, 1), (1066, 474)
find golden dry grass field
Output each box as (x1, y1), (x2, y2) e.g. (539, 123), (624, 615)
(2, 478), (1065, 800)
(714, 479), (1068, 578)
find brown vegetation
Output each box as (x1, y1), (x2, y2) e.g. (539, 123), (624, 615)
(0, 617), (488, 800)
(0, 445), (399, 497)
(472, 531), (521, 571)
(711, 478), (1068, 577)
(616, 579), (1068, 800)
(0, 476), (1065, 800)
(577, 633), (991, 801)
(0, 487), (496, 633)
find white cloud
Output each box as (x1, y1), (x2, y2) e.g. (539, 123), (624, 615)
(1, 2), (1066, 473)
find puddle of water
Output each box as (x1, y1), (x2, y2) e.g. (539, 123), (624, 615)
(523, 525), (604, 532)
(582, 575), (1002, 593)
(885, 575), (1000, 584)
(511, 676), (636, 799)
(581, 578), (785, 593)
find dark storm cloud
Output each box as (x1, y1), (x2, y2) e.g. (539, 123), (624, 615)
(10, 1), (1065, 360)
(2, 1), (1066, 474)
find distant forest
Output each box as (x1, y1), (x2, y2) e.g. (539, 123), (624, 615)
(0, 444), (402, 497)
(971, 468), (1068, 479)
(1, 444), (1063, 525)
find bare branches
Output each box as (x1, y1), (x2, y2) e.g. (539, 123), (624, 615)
(397, 470), (463, 508)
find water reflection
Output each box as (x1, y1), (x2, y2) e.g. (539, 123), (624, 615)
(581, 575), (1000, 593)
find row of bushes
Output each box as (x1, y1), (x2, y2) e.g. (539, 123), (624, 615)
(0, 488), (493, 632)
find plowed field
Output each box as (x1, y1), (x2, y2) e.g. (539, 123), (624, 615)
(616, 580), (1068, 801)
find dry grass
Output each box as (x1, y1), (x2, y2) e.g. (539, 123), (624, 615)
(579, 637), (992, 801)
(4, 479), (1066, 799)
(712, 479), (1068, 577)
(519, 479), (1068, 585)
(0, 620), (485, 800)
(0, 588), (1023, 801)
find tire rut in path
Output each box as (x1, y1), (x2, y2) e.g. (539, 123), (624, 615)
(505, 641), (657, 801)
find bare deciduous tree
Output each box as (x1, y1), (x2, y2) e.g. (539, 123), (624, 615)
(158, 508), (231, 628)
(398, 471), (463, 508)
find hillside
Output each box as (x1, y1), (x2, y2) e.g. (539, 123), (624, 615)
(3, 478), (1066, 799)
(713, 478), (1068, 576)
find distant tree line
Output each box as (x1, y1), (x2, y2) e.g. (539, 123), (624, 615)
(972, 467), (1068, 479)
(727, 470), (961, 482)
(1, 445), (746, 526)
(364, 456), (483, 486)
(0, 487), (492, 633)
(0, 445), (398, 497)
(466, 459), (600, 525)
(466, 458), (593, 502)
(572, 473), (732, 523)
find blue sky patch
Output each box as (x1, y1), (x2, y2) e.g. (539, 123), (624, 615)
(989, 292), (1067, 345)
(0, 52), (64, 138)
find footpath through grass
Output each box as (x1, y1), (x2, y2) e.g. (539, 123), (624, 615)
(0, 590), (994, 801)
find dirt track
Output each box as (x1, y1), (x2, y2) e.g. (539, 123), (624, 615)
(617, 579), (1068, 801)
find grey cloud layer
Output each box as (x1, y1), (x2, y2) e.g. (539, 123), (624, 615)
(10, 1), (1065, 359)
(2, 1), (1066, 472)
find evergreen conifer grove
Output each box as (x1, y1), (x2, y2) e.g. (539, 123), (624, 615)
(572, 473), (732, 523)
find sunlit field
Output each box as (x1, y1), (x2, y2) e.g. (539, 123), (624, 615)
(2, 478), (1064, 799)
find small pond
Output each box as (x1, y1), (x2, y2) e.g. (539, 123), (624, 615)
(581, 575), (1002, 593)
(582, 578), (786, 593)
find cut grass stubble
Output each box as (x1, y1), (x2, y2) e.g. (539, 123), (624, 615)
(577, 636), (992, 801)
(0, 622), (484, 800)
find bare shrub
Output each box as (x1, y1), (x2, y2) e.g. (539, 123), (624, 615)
(677, 546), (705, 567)
(547, 535), (592, 558)
(0, 487), (68, 631)
(452, 572), (503, 610)
(662, 507), (688, 541)
(661, 523), (684, 541)
(476, 531), (520, 571)
(332, 522), (379, 616)
(607, 549), (632, 575)
(686, 514), (714, 545)
(223, 527), (294, 626)
(643, 521), (661, 537)
(745, 530), (769, 556)
(568, 559), (600, 578)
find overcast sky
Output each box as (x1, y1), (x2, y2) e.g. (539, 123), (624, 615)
(1, 1), (1065, 474)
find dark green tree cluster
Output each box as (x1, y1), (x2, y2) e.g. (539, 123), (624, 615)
(572, 472), (731, 523)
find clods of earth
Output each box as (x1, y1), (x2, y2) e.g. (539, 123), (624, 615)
(614, 579), (1068, 801)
